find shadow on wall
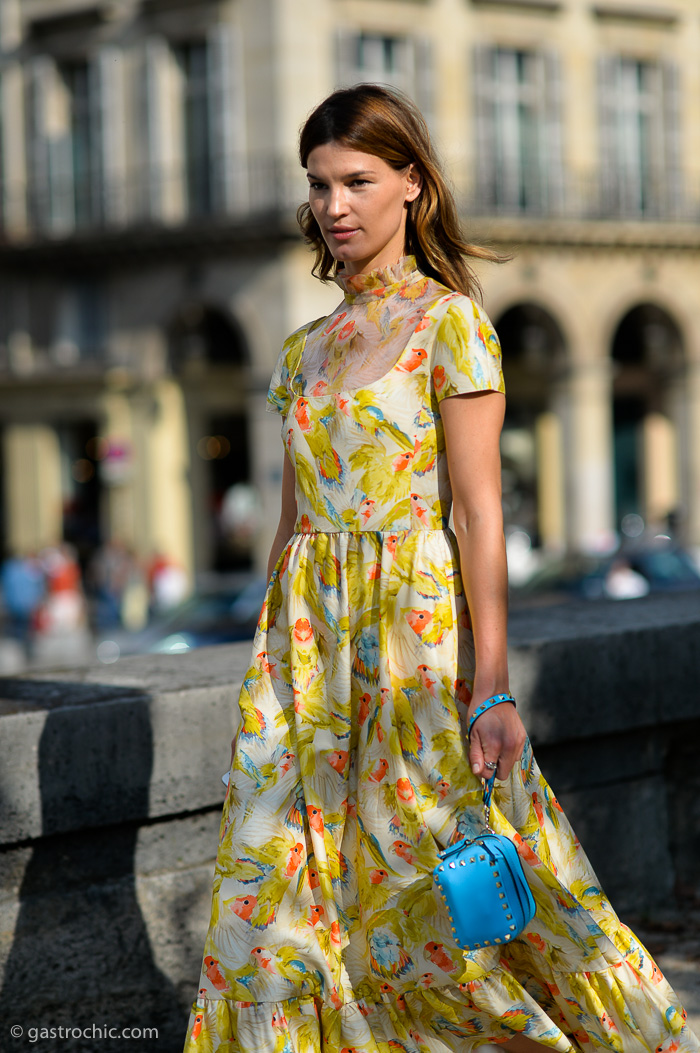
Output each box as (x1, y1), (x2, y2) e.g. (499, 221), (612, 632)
(511, 614), (700, 915)
(0, 679), (186, 1052)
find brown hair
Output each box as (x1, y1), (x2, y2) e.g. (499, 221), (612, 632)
(297, 84), (502, 300)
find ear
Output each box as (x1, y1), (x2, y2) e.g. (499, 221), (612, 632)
(405, 163), (423, 203)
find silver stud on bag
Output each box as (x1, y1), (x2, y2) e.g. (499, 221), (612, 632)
(449, 861), (455, 868)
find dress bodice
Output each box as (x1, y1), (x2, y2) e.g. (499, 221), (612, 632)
(267, 258), (505, 534)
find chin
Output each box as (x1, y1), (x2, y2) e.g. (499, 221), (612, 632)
(328, 243), (362, 263)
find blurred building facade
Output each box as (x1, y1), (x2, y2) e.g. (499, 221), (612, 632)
(1, 0), (699, 579)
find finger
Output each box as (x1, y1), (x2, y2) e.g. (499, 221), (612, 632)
(494, 732), (526, 781)
(469, 730), (485, 777)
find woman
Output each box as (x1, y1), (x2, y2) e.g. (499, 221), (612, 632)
(184, 85), (697, 1053)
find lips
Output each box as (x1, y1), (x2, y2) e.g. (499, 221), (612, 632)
(328, 227), (359, 240)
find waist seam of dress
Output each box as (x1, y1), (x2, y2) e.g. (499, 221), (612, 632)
(289, 528), (451, 537)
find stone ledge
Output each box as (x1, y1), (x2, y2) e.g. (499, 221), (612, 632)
(0, 592), (698, 1049)
(0, 591), (698, 848)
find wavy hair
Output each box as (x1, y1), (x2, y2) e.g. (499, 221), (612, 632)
(297, 84), (502, 300)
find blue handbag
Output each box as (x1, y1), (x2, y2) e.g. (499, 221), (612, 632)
(433, 694), (536, 951)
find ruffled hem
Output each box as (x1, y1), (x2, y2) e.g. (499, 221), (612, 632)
(183, 956), (700, 1053)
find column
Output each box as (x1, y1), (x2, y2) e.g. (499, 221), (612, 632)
(0, 0), (24, 232)
(685, 361), (700, 548)
(641, 412), (678, 527)
(94, 46), (128, 226)
(248, 384), (286, 576)
(99, 389), (137, 547)
(144, 37), (185, 223)
(147, 378), (194, 581)
(207, 19), (247, 213)
(3, 425), (62, 554)
(535, 411), (566, 551)
(566, 360), (616, 552)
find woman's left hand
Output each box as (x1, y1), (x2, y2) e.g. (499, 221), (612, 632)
(467, 700), (527, 781)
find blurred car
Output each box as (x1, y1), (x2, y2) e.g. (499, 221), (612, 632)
(510, 539), (700, 607)
(96, 575), (267, 662)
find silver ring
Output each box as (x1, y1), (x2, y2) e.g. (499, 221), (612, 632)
(484, 760), (498, 771)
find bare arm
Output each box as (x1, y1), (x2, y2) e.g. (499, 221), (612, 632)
(266, 451), (298, 580)
(440, 390), (526, 780)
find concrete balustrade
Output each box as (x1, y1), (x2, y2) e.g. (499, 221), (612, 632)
(0, 593), (698, 1050)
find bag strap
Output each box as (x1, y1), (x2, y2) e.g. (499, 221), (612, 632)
(482, 769), (497, 829)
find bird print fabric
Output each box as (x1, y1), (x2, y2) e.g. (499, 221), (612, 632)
(184, 257), (698, 1053)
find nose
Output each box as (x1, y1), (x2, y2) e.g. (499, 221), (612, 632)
(327, 184), (349, 220)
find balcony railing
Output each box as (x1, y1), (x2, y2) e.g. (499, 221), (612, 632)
(1, 155), (698, 244)
(0, 155), (307, 242)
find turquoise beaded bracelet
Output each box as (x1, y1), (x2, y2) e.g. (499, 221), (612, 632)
(467, 692), (516, 738)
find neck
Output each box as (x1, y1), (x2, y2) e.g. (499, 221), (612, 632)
(337, 229), (408, 277)
(341, 253), (403, 277)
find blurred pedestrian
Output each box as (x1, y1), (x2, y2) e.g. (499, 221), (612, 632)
(0, 549), (44, 651)
(147, 552), (189, 614)
(35, 543), (87, 635)
(88, 539), (145, 629)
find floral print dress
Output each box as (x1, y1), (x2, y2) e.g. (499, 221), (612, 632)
(184, 257), (698, 1053)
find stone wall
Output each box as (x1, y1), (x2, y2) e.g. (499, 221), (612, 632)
(0, 593), (699, 1051)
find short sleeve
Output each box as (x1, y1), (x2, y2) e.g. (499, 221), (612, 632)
(430, 298), (505, 402)
(266, 326), (307, 416)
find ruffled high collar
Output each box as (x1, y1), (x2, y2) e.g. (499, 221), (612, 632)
(335, 256), (425, 304)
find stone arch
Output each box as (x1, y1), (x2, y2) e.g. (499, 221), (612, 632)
(167, 301), (249, 373)
(609, 301), (687, 538)
(487, 279), (582, 359)
(611, 303), (684, 373)
(600, 285), (697, 363)
(493, 302), (569, 557)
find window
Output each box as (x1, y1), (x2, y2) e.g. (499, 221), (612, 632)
(354, 34), (410, 90)
(173, 41), (212, 216)
(598, 57), (681, 218)
(474, 47), (562, 215)
(336, 30), (433, 121)
(52, 281), (107, 365)
(25, 56), (104, 233)
(62, 62), (102, 227)
(142, 27), (244, 221)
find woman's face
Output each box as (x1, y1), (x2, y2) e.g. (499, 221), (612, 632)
(306, 142), (422, 276)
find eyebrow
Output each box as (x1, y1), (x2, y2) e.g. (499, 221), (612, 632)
(306, 169), (375, 181)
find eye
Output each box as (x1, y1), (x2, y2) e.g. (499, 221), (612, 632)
(308, 181), (326, 191)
